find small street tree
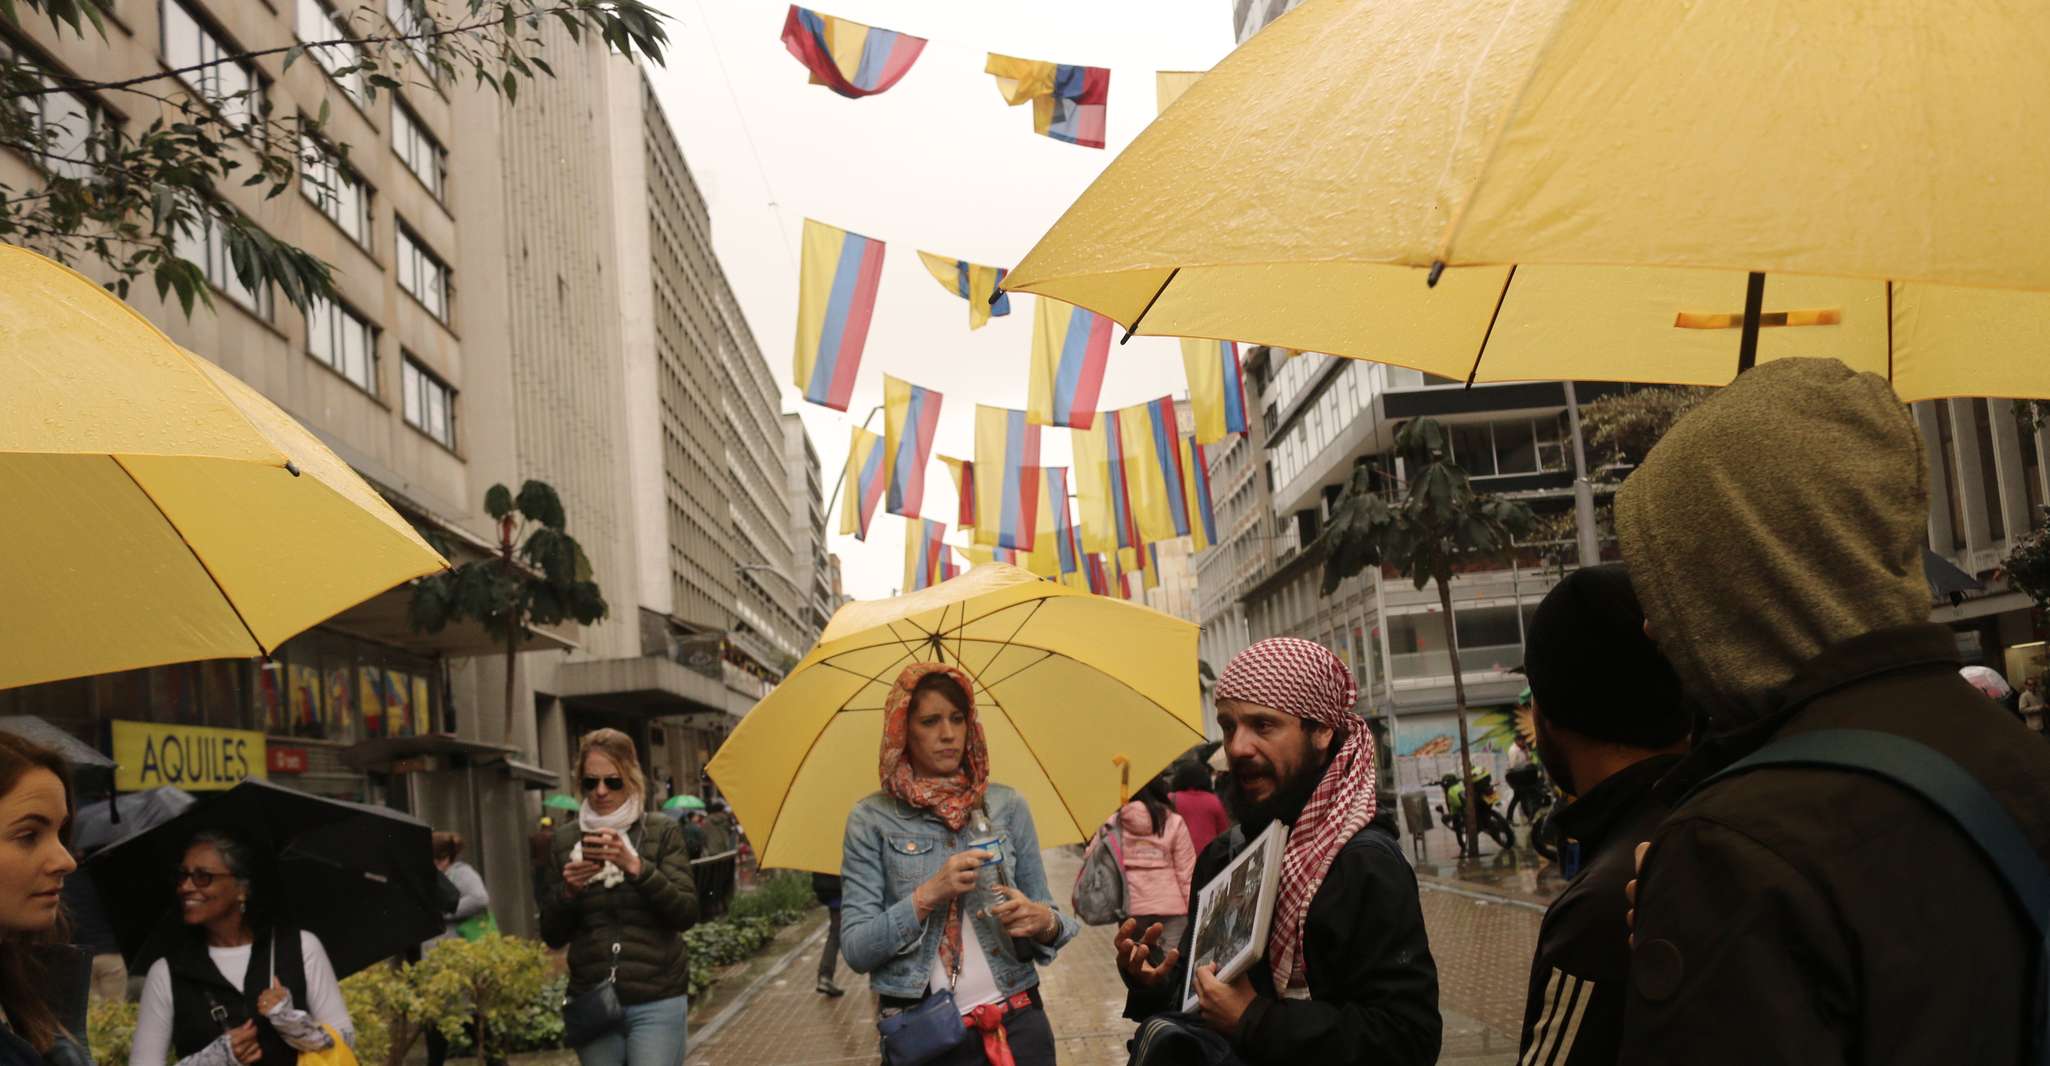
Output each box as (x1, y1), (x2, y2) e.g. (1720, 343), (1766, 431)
(410, 480), (606, 740)
(1321, 418), (1534, 856)
(0, 0), (665, 313)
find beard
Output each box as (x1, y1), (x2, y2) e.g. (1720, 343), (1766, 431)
(1222, 732), (1334, 834)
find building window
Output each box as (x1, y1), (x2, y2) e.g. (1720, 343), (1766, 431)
(2023, 421), (2046, 525)
(298, 134), (370, 245)
(296, 0), (365, 103)
(390, 101), (445, 199)
(258, 629), (441, 740)
(172, 213), (273, 320)
(1935, 402), (1968, 550)
(386, 0), (432, 67)
(1970, 400), (2007, 542)
(306, 296), (377, 393)
(161, 0), (265, 137)
(1450, 423), (1497, 477)
(0, 41), (104, 180)
(395, 226), (449, 320)
(401, 355), (456, 448)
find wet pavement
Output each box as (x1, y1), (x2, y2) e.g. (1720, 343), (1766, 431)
(682, 843), (1562, 1065)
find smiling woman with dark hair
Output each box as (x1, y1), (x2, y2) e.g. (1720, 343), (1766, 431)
(129, 828), (352, 1066)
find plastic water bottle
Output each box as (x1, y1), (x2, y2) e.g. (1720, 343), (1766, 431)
(967, 811), (1019, 960)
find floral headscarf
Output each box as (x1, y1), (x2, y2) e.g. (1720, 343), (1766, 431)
(878, 662), (989, 831)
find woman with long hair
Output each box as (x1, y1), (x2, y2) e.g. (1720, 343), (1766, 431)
(539, 729), (697, 1066)
(129, 829), (353, 1066)
(840, 663), (1078, 1066)
(1110, 776), (1196, 966)
(0, 734), (85, 1066)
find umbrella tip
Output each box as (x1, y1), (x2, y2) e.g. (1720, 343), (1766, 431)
(1426, 260), (1445, 288)
(987, 287), (1005, 308)
(285, 460), (302, 478)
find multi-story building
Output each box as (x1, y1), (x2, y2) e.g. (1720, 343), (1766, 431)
(1916, 399), (2050, 685)
(784, 413), (834, 632)
(0, 19), (823, 928)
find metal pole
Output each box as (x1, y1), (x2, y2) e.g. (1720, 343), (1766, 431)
(821, 405), (885, 525)
(1562, 381), (1600, 567)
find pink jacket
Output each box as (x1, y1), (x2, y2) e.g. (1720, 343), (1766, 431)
(1111, 801), (1196, 916)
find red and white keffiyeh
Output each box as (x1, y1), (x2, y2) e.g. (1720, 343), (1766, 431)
(1214, 637), (1376, 992)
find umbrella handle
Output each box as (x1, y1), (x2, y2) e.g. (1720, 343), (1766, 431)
(1113, 755), (1130, 806)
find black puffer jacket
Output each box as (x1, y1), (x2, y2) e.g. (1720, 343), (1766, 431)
(539, 814), (698, 1004)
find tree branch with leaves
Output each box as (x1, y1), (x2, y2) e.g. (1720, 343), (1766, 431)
(0, 0), (666, 314)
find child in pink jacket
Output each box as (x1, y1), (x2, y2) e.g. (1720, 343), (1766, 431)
(1113, 778), (1196, 964)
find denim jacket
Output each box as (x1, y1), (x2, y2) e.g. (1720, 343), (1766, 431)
(839, 782), (1080, 999)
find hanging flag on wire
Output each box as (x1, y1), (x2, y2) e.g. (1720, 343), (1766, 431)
(938, 548), (960, 582)
(917, 251), (1011, 330)
(1118, 398), (1190, 544)
(962, 543), (1023, 567)
(986, 53), (1110, 149)
(939, 455), (975, 530)
(904, 518), (949, 591)
(973, 405), (1041, 551)
(884, 375), (942, 517)
(1071, 417), (1131, 554)
(1027, 297), (1113, 429)
(1047, 467), (1082, 576)
(781, 5), (927, 98)
(1084, 553), (1111, 596)
(1181, 435), (1219, 551)
(1144, 542), (1163, 591)
(839, 426), (887, 541)
(1155, 70), (1204, 114)
(1180, 339), (1248, 443)
(793, 219), (885, 411)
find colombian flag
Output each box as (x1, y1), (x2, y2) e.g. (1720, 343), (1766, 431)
(939, 454), (975, 530)
(973, 405), (1041, 551)
(839, 426), (886, 541)
(986, 53), (1110, 149)
(962, 543), (1024, 567)
(794, 219), (884, 411)
(917, 251), (1010, 330)
(884, 375), (942, 517)
(1182, 435), (1218, 551)
(1071, 415), (1132, 554)
(1047, 467), (1082, 576)
(1027, 297), (1113, 429)
(1084, 553), (1111, 596)
(781, 6), (926, 98)
(1180, 339), (1248, 444)
(904, 518), (949, 591)
(1117, 398), (1190, 544)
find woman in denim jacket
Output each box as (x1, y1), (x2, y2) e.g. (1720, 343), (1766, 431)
(840, 663), (1079, 1065)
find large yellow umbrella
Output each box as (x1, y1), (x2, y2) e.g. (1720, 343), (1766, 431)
(707, 564), (1203, 874)
(2, 244), (447, 690)
(1004, 0), (2050, 400)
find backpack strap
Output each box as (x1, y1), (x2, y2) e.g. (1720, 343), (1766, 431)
(1684, 728), (2050, 1065)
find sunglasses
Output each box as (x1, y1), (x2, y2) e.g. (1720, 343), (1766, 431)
(581, 775), (627, 793)
(174, 867), (233, 889)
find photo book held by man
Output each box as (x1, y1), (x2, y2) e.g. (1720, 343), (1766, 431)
(1181, 820), (1288, 1011)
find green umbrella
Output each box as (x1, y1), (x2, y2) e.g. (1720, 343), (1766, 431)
(543, 793), (581, 812)
(662, 795), (706, 812)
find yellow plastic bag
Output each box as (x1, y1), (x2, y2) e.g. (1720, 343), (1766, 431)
(297, 1026), (358, 1066)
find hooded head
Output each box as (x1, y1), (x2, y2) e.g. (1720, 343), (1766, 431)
(878, 662), (989, 831)
(1615, 358), (1930, 723)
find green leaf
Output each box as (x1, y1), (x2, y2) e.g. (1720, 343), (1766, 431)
(284, 44), (305, 70)
(483, 483), (514, 520)
(501, 69), (517, 105)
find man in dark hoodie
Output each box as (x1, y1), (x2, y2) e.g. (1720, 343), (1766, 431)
(1116, 638), (1440, 1066)
(1615, 358), (2050, 1063)
(1516, 564), (1688, 1065)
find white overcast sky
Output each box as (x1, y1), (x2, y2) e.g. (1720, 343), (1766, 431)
(643, 0), (1239, 601)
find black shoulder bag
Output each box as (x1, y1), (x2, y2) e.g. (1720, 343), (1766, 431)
(560, 942), (623, 1048)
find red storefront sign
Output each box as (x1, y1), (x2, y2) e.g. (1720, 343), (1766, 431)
(267, 747), (308, 774)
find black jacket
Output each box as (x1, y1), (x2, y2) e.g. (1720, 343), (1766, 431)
(1518, 753), (1680, 1066)
(166, 926), (307, 1066)
(1123, 809), (1441, 1066)
(1621, 625), (2050, 1064)
(538, 816), (698, 1004)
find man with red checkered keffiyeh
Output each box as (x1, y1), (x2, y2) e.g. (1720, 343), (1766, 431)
(1116, 638), (1441, 1066)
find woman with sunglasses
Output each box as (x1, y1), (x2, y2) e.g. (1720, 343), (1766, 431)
(540, 729), (698, 1066)
(130, 829), (352, 1066)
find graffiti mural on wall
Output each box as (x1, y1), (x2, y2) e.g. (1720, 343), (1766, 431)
(1393, 707), (1520, 758)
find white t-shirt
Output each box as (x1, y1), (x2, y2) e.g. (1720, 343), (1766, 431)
(131, 931), (353, 1066)
(928, 913), (1003, 1013)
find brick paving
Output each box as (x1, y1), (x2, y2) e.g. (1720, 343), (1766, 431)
(684, 848), (1548, 1065)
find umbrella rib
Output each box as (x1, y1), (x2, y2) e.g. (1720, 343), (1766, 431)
(110, 456), (269, 657)
(971, 649), (1057, 693)
(975, 686), (1089, 843)
(1463, 264), (1518, 387)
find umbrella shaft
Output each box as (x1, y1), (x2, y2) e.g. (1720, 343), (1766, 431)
(1737, 271), (1767, 372)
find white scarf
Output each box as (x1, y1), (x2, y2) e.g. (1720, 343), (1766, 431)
(573, 795), (642, 888)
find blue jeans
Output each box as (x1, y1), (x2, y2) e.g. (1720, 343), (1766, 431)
(572, 995), (689, 1066)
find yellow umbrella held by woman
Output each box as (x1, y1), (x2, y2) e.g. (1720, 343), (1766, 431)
(707, 564), (1204, 874)
(1006, 0), (2050, 401)
(0, 244), (447, 689)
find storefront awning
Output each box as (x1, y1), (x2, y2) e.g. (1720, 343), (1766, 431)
(339, 733), (517, 771)
(480, 756), (559, 789)
(323, 582), (579, 657)
(552, 655), (732, 718)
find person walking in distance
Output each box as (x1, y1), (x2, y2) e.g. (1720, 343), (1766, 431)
(1112, 776), (1196, 966)
(1513, 565), (1687, 1065)
(1616, 359), (2050, 1063)
(1167, 761), (1229, 857)
(811, 873), (845, 998)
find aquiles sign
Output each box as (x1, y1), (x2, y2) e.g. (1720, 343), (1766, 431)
(112, 721), (267, 791)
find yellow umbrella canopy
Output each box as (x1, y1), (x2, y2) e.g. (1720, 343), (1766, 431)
(708, 564), (1204, 874)
(1, 244), (448, 689)
(1005, 0), (2050, 400)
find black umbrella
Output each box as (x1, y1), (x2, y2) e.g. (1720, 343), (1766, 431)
(71, 787), (194, 858)
(84, 780), (442, 979)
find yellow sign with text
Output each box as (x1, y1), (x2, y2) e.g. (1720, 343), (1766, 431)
(112, 721), (267, 792)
